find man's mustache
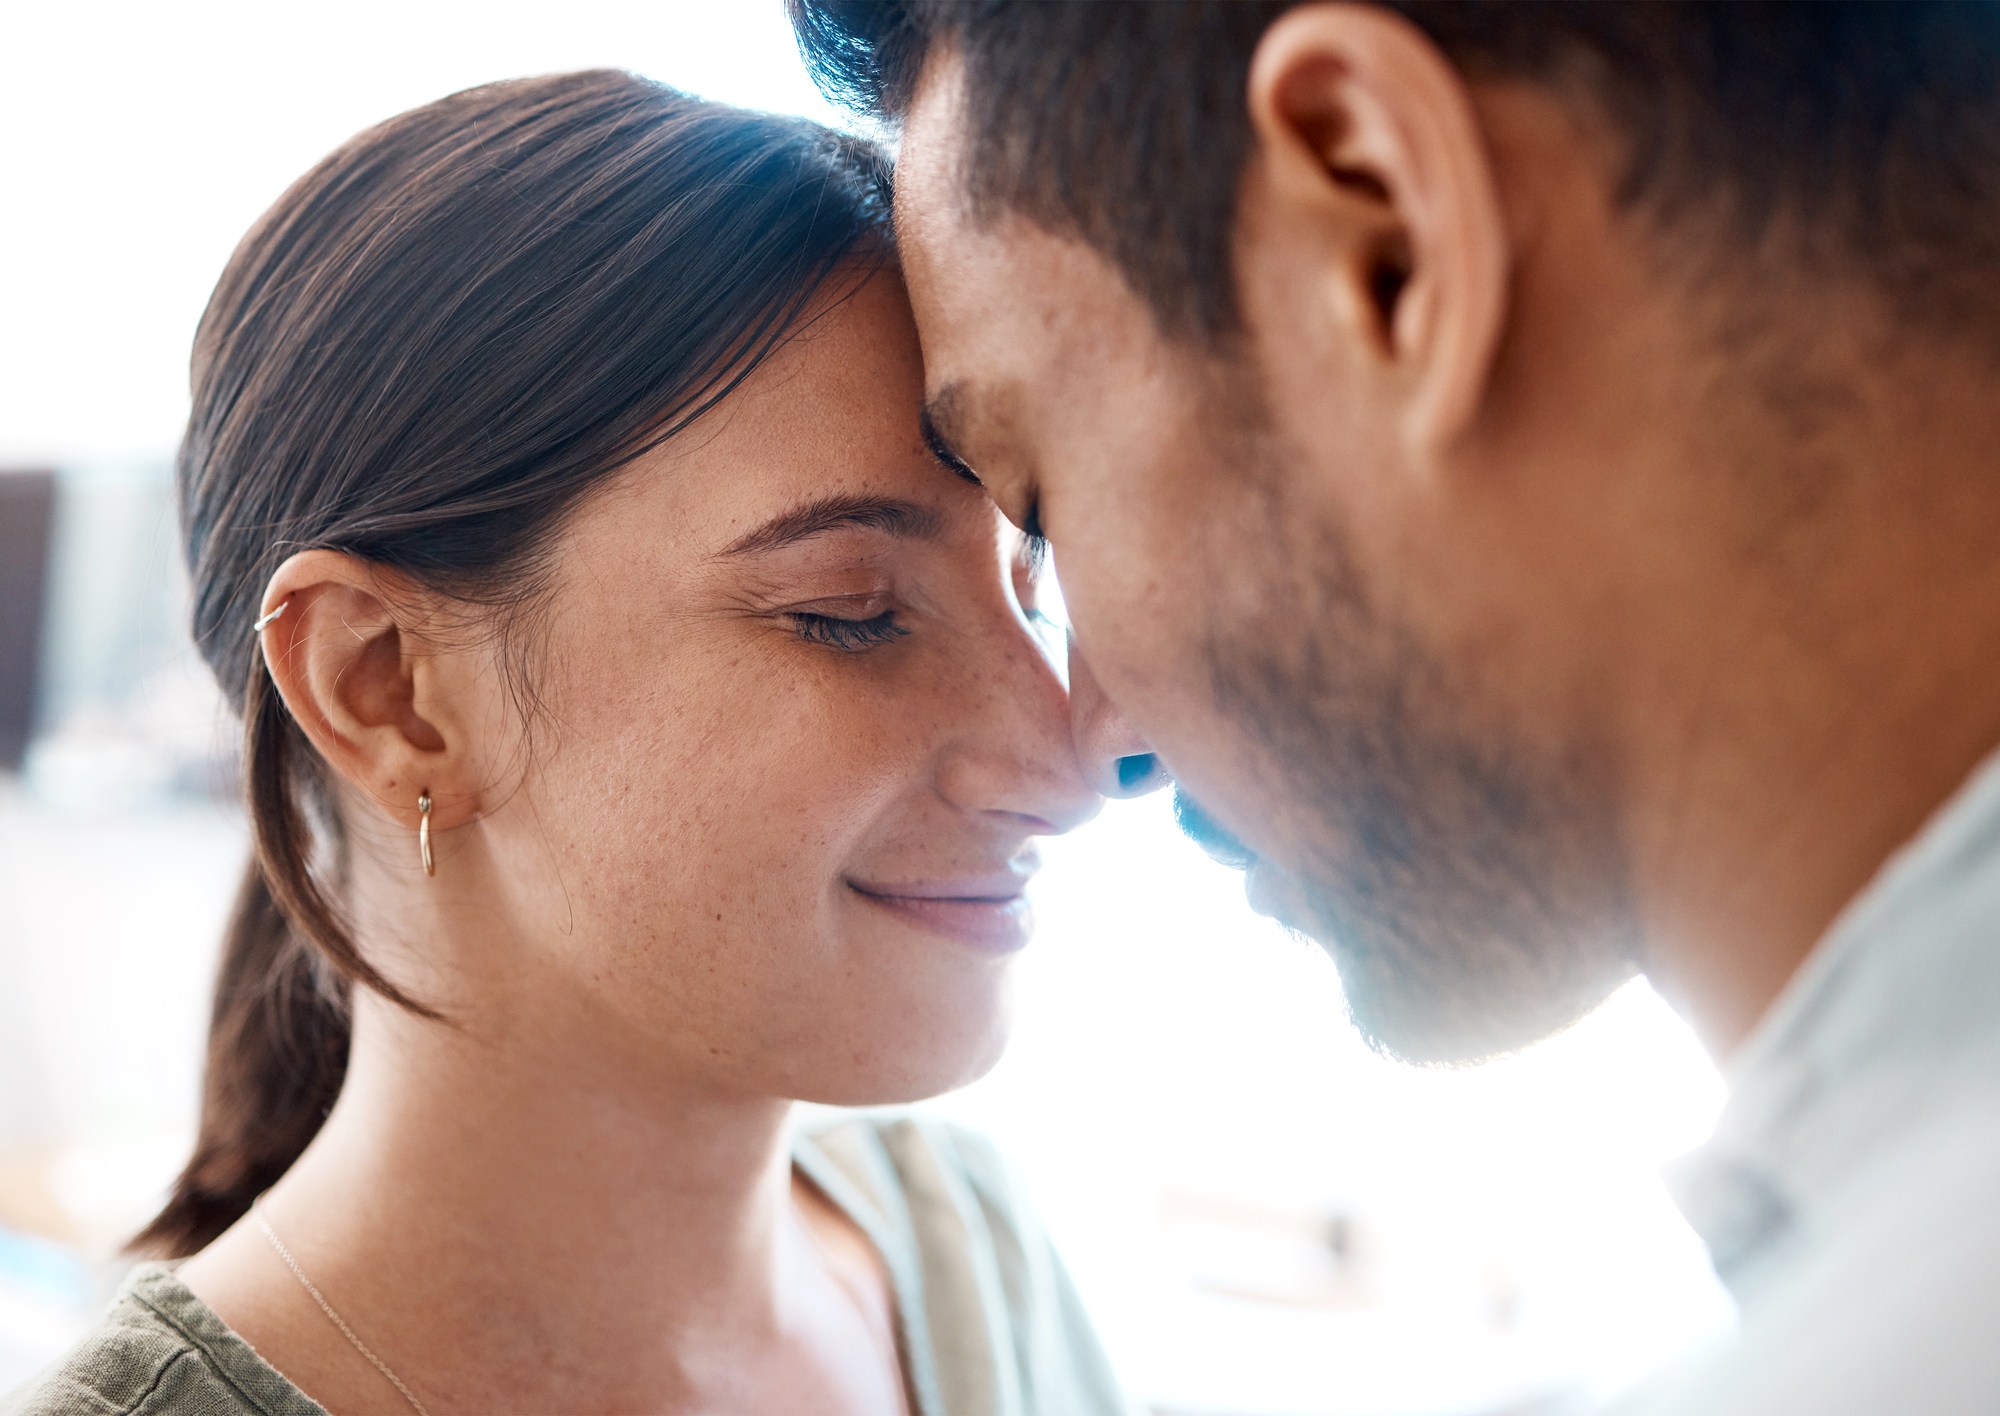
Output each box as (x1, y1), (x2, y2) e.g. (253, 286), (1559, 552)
(1173, 785), (1256, 871)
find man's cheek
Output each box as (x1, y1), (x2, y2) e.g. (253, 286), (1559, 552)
(1099, 581), (1208, 720)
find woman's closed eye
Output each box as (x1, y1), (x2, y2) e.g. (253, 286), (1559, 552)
(789, 606), (911, 652)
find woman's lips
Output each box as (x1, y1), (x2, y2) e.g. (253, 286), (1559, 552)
(847, 875), (1035, 955)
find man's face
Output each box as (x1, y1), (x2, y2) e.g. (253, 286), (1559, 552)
(896, 60), (1641, 1063)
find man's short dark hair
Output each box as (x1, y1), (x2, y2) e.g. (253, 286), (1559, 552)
(790, 0), (2000, 349)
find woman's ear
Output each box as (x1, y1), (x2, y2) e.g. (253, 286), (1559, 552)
(1242, 1), (1510, 458)
(254, 550), (473, 831)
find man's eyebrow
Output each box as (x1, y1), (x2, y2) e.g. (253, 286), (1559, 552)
(920, 385), (981, 486)
(720, 494), (945, 557)
(922, 380), (1049, 566)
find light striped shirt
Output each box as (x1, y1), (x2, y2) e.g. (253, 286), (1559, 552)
(1622, 750), (2000, 1413)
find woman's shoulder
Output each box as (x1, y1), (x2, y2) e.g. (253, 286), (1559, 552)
(796, 1111), (1021, 1224)
(1, 1265), (325, 1416)
(794, 1110), (1060, 1289)
(795, 1111), (1136, 1416)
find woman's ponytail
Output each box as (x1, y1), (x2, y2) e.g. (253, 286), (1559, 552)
(132, 668), (352, 1257)
(131, 857), (349, 1257)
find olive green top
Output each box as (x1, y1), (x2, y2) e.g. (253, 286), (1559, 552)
(2, 1115), (1132, 1416)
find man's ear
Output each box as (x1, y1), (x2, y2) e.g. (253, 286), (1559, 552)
(1243, 2), (1509, 456)
(255, 550), (472, 834)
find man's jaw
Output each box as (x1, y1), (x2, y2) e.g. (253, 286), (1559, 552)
(1172, 785), (1258, 870)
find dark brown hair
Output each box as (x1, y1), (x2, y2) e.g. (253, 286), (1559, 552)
(790, 0), (2000, 347)
(138, 70), (889, 1257)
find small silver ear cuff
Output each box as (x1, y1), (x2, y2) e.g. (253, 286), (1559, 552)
(252, 598), (291, 634)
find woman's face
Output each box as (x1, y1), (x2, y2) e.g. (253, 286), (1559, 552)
(440, 270), (1097, 1104)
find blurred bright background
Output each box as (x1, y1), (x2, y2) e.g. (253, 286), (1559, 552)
(0, 4), (1732, 1412)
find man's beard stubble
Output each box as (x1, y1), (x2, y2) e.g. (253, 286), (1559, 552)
(1187, 402), (1643, 1066)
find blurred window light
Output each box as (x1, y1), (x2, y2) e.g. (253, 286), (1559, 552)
(0, 472), (55, 770)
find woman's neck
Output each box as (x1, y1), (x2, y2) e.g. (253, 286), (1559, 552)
(179, 994), (905, 1415)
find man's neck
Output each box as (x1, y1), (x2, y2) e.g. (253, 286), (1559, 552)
(1627, 342), (2000, 1059)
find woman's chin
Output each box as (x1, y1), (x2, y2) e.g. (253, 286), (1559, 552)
(785, 987), (1016, 1107)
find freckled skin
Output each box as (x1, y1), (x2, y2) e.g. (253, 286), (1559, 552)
(437, 268), (1098, 1105)
(179, 269), (1100, 1416)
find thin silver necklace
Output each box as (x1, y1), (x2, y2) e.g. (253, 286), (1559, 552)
(254, 1203), (433, 1416)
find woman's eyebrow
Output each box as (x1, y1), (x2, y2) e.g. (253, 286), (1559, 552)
(719, 494), (945, 556)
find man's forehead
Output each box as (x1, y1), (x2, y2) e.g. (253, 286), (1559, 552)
(891, 48), (1168, 455)
(893, 44), (974, 240)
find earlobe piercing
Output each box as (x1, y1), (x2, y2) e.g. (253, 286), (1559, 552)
(418, 791), (435, 877)
(252, 598), (291, 634)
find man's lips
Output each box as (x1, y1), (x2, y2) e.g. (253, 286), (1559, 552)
(847, 872), (1036, 955)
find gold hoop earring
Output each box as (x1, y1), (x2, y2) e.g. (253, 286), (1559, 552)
(418, 791), (435, 877)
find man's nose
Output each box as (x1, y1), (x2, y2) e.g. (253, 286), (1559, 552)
(1069, 635), (1170, 799)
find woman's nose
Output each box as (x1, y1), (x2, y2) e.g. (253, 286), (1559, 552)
(1069, 636), (1170, 799)
(936, 617), (1104, 836)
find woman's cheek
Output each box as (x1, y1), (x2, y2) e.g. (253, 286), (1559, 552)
(563, 641), (926, 930)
